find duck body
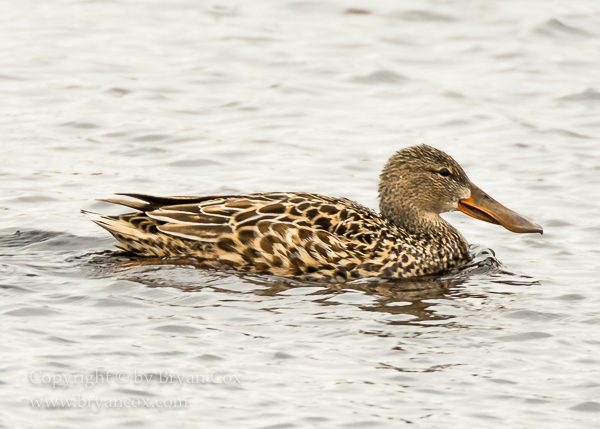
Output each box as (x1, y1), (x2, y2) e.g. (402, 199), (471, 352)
(89, 191), (470, 282)
(87, 145), (541, 282)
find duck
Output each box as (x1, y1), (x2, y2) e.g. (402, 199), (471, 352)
(84, 145), (542, 282)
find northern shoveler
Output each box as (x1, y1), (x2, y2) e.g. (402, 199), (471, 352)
(85, 145), (542, 282)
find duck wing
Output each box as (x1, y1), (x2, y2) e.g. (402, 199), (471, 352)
(88, 192), (393, 279)
(103, 192), (386, 245)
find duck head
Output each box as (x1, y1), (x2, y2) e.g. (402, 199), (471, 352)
(378, 144), (542, 234)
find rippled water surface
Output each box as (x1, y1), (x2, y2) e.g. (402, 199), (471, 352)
(2, 0), (600, 427)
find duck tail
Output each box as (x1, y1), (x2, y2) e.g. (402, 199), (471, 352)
(81, 210), (160, 255)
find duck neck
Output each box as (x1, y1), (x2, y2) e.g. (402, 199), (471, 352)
(379, 198), (446, 235)
(381, 198), (469, 248)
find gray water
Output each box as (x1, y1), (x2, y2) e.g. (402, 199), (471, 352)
(2, 0), (600, 427)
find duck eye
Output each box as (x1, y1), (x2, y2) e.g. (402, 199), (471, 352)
(438, 168), (451, 177)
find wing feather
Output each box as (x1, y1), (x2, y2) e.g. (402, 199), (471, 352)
(158, 224), (233, 241)
(147, 210), (229, 225)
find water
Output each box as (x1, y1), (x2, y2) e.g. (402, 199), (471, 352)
(2, 0), (600, 427)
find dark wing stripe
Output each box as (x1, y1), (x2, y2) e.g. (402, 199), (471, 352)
(117, 193), (205, 205)
(258, 203), (287, 214)
(118, 193), (241, 206)
(201, 206), (239, 217)
(233, 209), (258, 223)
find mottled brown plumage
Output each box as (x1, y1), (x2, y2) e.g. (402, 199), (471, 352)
(85, 145), (542, 282)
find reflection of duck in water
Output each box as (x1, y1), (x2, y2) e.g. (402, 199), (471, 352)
(85, 145), (542, 282)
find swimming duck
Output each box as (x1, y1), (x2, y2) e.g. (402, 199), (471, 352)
(85, 145), (542, 282)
